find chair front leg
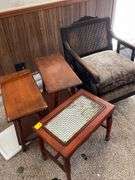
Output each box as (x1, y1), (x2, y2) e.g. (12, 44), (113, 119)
(117, 41), (121, 53)
(131, 49), (135, 61)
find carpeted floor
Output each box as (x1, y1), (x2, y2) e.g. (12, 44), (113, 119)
(0, 94), (135, 180)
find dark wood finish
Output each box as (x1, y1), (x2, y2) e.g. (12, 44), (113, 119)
(116, 41), (120, 54)
(38, 138), (48, 161)
(61, 16), (135, 103)
(53, 92), (60, 108)
(105, 115), (113, 141)
(14, 119), (27, 151)
(35, 54), (82, 93)
(61, 17), (113, 57)
(61, 16), (112, 94)
(34, 89), (114, 179)
(131, 49), (135, 61)
(64, 158), (71, 180)
(115, 35), (135, 61)
(0, 0), (114, 74)
(1, 69), (48, 150)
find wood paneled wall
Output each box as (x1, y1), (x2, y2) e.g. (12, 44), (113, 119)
(96, 0), (114, 18)
(0, 0), (114, 74)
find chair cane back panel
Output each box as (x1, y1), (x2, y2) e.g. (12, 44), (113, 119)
(61, 17), (112, 57)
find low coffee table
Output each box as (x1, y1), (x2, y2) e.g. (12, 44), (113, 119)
(34, 89), (114, 180)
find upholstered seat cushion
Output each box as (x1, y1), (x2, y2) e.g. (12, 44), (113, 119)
(81, 50), (135, 94)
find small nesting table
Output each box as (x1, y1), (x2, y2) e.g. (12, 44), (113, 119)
(35, 54), (82, 108)
(1, 70), (48, 151)
(34, 89), (114, 180)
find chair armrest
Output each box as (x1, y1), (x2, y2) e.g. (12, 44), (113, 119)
(64, 42), (100, 83)
(111, 31), (135, 51)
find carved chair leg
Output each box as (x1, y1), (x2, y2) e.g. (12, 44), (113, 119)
(131, 49), (135, 61)
(117, 41), (120, 53)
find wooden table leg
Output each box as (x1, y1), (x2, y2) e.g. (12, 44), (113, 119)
(105, 115), (113, 141)
(54, 92), (59, 108)
(64, 158), (71, 180)
(38, 138), (48, 160)
(14, 119), (27, 152)
(38, 108), (49, 119)
(68, 86), (78, 95)
(42, 81), (46, 92)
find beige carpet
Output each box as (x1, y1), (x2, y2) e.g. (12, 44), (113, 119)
(0, 96), (135, 180)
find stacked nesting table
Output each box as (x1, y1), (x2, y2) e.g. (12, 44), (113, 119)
(34, 89), (114, 180)
(35, 54), (82, 108)
(1, 70), (48, 151)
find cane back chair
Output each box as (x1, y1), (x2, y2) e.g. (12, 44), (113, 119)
(61, 16), (135, 103)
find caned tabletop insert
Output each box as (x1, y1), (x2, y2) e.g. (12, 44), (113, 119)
(45, 95), (105, 144)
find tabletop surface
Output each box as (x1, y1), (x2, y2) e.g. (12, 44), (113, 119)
(36, 54), (82, 93)
(35, 89), (114, 158)
(1, 70), (47, 121)
(45, 95), (104, 144)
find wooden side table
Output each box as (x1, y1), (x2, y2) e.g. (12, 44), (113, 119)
(35, 54), (82, 108)
(34, 89), (114, 180)
(1, 70), (48, 151)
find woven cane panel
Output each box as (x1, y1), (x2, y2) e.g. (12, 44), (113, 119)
(45, 96), (104, 144)
(67, 21), (108, 56)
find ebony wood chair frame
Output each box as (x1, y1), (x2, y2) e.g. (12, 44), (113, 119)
(116, 38), (135, 61)
(61, 16), (135, 103)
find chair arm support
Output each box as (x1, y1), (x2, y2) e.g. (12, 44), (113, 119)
(111, 31), (135, 51)
(64, 42), (100, 84)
